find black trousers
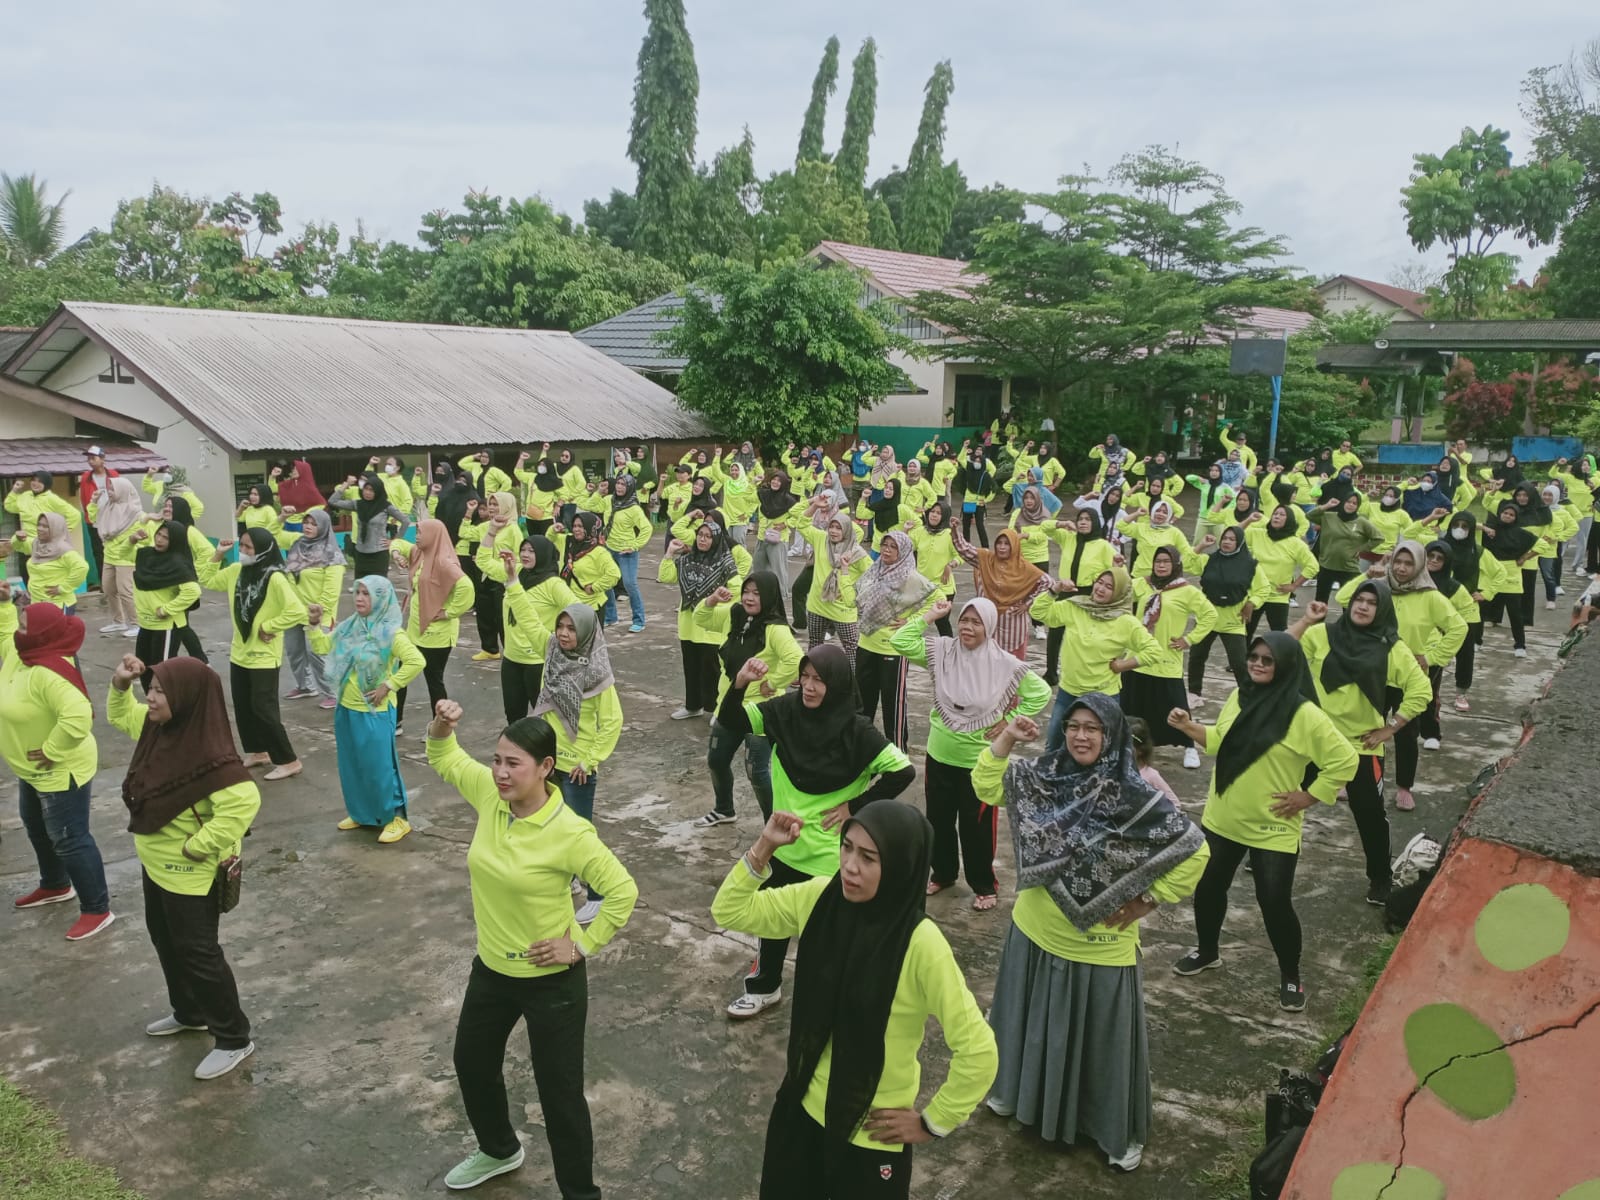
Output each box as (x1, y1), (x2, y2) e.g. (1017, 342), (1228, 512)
(135, 626), (181, 691)
(352, 549), (389, 580)
(1415, 665), (1445, 744)
(141, 869), (251, 1050)
(746, 857), (812, 995)
(759, 1092), (913, 1199)
(933, 614), (953, 639)
(1481, 589), (1528, 650)
(1456, 622), (1482, 692)
(1314, 568), (1355, 604)
(453, 957), (597, 1200)
(501, 659), (545, 726)
(1044, 624), (1064, 684)
(474, 572), (505, 655)
(229, 663), (296, 764)
(1346, 755), (1392, 886)
(86, 523), (106, 585)
(395, 644), (452, 726)
(961, 506), (989, 548)
(1246, 601), (1289, 638)
(791, 565), (813, 628)
(1521, 567), (1538, 626)
(681, 640), (720, 712)
(1187, 629), (1248, 694)
(1588, 518), (1600, 573)
(926, 755), (998, 896)
(1192, 827), (1302, 980)
(855, 648), (908, 749)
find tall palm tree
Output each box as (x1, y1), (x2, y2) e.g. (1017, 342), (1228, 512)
(0, 172), (71, 267)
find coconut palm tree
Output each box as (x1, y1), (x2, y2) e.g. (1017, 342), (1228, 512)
(0, 173), (71, 267)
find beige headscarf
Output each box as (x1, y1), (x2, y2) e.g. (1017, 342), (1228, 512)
(95, 475), (145, 540)
(30, 511), (74, 564)
(409, 518), (467, 633)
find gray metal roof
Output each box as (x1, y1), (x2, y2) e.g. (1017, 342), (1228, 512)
(1314, 343), (1443, 377)
(0, 328), (33, 368)
(4, 302), (711, 455)
(1378, 319), (1600, 351)
(574, 291), (687, 373)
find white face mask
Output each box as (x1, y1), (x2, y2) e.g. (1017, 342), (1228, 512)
(1450, 528), (1469, 541)
(1419, 481), (1434, 492)
(384, 464), (398, 476)
(238, 551), (258, 566)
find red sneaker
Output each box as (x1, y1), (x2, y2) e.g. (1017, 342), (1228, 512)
(65, 911), (116, 941)
(14, 886), (75, 909)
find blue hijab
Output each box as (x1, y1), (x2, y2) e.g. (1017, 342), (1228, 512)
(326, 575), (402, 695)
(1401, 472), (1443, 520)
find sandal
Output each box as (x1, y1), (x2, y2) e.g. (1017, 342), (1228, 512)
(972, 893), (999, 912)
(926, 880), (951, 897)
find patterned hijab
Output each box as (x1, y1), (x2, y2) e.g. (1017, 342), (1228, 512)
(819, 515), (867, 603)
(675, 518), (738, 611)
(284, 509), (343, 574)
(855, 531), (937, 636)
(1004, 692), (1204, 931)
(534, 603), (616, 739)
(326, 576), (403, 694)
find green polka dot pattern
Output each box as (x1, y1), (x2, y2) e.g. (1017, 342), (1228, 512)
(1474, 883), (1570, 971)
(1332, 1163), (1447, 1199)
(1403, 1002), (1516, 1119)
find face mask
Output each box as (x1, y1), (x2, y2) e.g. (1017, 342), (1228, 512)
(1382, 495), (1400, 508)
(239, 551), (258, 566)
(1450, 528), (1469, 541)
(384, 464), (398, 475)
(1419, 481), (1434, 492)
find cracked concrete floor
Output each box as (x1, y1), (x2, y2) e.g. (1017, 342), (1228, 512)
(0, 563), (1571, 1199)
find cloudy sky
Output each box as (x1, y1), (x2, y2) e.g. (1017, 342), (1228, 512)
(5, 1), (1587, 285)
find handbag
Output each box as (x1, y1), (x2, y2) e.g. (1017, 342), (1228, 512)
(189, 804), (243, 914)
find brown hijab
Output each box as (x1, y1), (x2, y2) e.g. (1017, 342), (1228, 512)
(408, 518), (466, 634)
(972, 529), (1046, 611)
(122, 658), (252, 836)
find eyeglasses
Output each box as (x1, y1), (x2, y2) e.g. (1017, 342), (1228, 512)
(1246, 653), (1275, 665)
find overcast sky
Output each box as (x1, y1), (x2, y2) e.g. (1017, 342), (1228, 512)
(5, 1), (1587, 286)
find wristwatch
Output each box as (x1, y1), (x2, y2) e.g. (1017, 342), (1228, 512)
(1139, 892), (1157, 908)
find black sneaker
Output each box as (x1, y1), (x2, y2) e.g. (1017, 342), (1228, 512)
(693, 810), (737, 828)
(1279, 979), (1307, 1012)
(1366, 880), (1392, 907)
(1172, 950), (1221, 977)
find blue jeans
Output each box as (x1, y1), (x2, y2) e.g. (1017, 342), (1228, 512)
(1043, 687), (1083, 753)
(605, 550), (644, 627)
(556, 769), (601, 902)
(1540, 555), (1561, 601)
(18, 777), (110, 913)
(707, 719), (774, 818)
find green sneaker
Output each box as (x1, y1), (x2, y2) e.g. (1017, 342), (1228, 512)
(445, 1146), (525, 1190)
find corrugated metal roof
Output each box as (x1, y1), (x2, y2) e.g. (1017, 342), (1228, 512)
(811, 241), (983, 300)
(1379, 319), (1600, 349)
(573, 292), (688, 372)
(5, 303), (711, 455)
(1316, 275), (1428, 317)
(0, 327), (34, 368)
(0, 437), (169, 477)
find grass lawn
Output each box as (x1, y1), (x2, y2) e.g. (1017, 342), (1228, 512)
(0, 1080), (141, 1200)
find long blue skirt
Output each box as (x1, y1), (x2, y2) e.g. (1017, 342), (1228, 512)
(335, 704), (408, 826)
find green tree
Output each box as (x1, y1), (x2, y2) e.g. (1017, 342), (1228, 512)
(660, 259), (906, 445)
(322, 224), (433, 317)
(693, 129), (760, 263)
(797, 36), (841, 166)
(941, 175), (1023, 260)
(0, 173), (71, 267)
(900, 61), (958, 255)
(628, 0), (700, 267)
(755, 160), (869, 264)
(1546, 204), (1600, 317)
(835, 38), (879, 193)
(582, 189), (639, 251)
(1401, 125), (1582, 317)
(108, 183), (209, 294)
(0, 238), (155, 326)
(867, 196), (900, 250)
(1521, 38), (1600, 211)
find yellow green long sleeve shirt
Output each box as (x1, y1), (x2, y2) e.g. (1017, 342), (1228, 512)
(308, 626), (425, 710)
(597, 501), (654, 554)
(1194, 692), (1359, 852)
(799, 525), (870, 623)
(692, 603), (803, 709)
(1244, 527), (1320, 592)
(134, 580), (202, 631)
(142, 475), (207, 520)
(1007, 514), (1057, 566)
(504, 577), (577, 665)
(1299, 623), (1432, 757)
(753, 498), (804, 544)
(658, 552), (749, 643)
(892, 617), (1051, 766)
(909, 526), (959, 597)
(0, 644), (97, 792)
(1026, 594), (1162, 697)
(107, 685), (261, 895)
(1334, 576), (1467, 667)
(547, 686), (623, 775)
(972, 747), (1210, 966)
(711, 860), (997, 1147)
(1131, 579), (1218, 678)
(388, 542), (475, 649)
(427, 734), (638, 976)
(548, 536), (621, 610)
(5, 487), (80, 534)
(25, 551), (90, 608)
(473, 521), (524, 586)
(1045, 528), (1116, 588)
(206, 563), (311, 668)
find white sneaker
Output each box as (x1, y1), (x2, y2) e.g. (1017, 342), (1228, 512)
(575, 899), (602, 925)
(670, 707), (702, 720)
(146, 1015), (208, 1037)
(1514, 648), (1527, 658)
(122, 626), (140, 637)
(194, 1042), (255, 1080)
(1556, 586), (1566, 596)
(1182, 747), (1201, 770)
(1033, 626), (1047, 640)
(1546, 600), (1556, 610)
(1109, 1143), (1144, 1173)
(1422, 737), (1441, 751)
(726, 987), (783, 1019)
(99, 622), (125, 633)
(1289, 597), (1300, 608)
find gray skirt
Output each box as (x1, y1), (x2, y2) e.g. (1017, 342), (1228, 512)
(988, 921), (1151, 1159)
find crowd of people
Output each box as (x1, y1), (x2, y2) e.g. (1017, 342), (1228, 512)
(1, 419), (1591, 1196)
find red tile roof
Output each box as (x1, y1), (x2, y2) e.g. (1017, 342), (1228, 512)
(811, 241), (983, 300)
(1321, 275), (1428, 318)
(0, 438), (169, 478)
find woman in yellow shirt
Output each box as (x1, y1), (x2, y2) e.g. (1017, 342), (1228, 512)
(389, 519), (472, 734)
(1123, 545), (1218, 772)
(107, 654), (261, 1080)
(12, 512), (89, 613)
(128, 518), (202, 689)
(976, 699), (1207, 1172)
(660, 516), (745, 719)
(93, 475), (147, 635)
(712, 802), (996, 1194)
(425, 700), (637, 1194)
(1167, 632), (1359, 1011)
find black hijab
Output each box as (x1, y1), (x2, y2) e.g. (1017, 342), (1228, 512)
(1445, 513), (1482, 592)
(759, 471), (797, 520)
(1234, 487), (1260, 523)
(355, 474), (388, 527)
(518, 535), (559, 590)
(758, 644), (888, 794)
(1214, 632), (1315, 795)
(1321, 580), (1398, 713)
(869, 480), (903, 533)
(167, 495), (194, 528)
(782, 799), (933, 1147)
(435, 468), (474, 541)
(1200, 526), (1256, 607)
(232, 527), (285, 637)
(1320, 471), (1356, 507)
(133, 520), (199, 591)
(1145, 453), (1175, 482)
(1068, 509), (1104, 583)
(1498, 457), (1524, 489)
(1423, 540), (1462, 598)
(1486, 502), (1537, 562)
(718, 571), (786, 681)
(688, 474), (722, 516)
(1512, 485), (1552, 527)
(923, 500), (952, 533)
(1266, 504), (1298, 541)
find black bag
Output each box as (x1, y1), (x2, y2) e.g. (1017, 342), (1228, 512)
(190, 805), (243, 914)
(1249, 1125), (1306, 1200)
